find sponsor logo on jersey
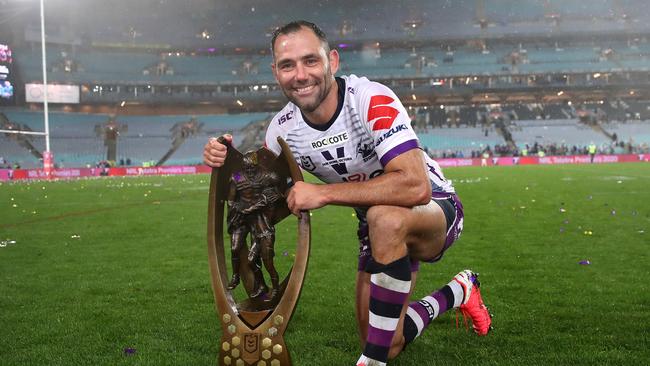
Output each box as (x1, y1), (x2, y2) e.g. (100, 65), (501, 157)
(367, 95), (400, 131)
(300, 155), (316, 171)
(321, 146), (351, 175)
(277, 110), (294, 125)
(342, 169), (383, 182)
(374, 123), (408, 147)
(347, 87), (355, 94)
(310, 131), (349, 150)
(356, 141), (376, 162)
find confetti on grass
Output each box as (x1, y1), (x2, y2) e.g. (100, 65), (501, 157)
(0, 240), (17, 247)
(579, 260), (591, 265)
(124, 348), (136, 356)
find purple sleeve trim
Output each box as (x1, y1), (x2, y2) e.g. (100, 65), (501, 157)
(379, 139), (420, 166)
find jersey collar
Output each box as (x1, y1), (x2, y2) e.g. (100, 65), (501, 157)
(301, 77), (345, 132)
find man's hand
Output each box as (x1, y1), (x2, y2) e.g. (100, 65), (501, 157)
(203, 134), (232, 167)
(287, 181), (328, 216)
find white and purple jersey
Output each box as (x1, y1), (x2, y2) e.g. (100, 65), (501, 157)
(265, 75), (454, 197)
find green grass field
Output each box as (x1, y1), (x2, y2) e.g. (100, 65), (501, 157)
(1, 163), (649, 365)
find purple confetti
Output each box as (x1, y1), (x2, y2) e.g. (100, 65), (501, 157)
(578, 260), (591, 265)
(282, 250), (288, 257)
(124, 348), (136, 356)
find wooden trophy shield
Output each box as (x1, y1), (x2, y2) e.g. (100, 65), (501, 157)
(207, 137), (310, 366)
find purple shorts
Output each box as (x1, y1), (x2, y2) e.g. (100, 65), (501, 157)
(357, 193), (464, 272)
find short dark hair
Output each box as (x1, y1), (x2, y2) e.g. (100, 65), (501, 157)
(270, 20), (330, 57)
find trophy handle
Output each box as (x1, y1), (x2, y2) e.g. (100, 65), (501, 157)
(269, 137), (310, 335)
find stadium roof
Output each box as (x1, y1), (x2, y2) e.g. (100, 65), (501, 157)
(3, 0), (650, 49)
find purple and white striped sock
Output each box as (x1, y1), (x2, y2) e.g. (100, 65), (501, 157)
(402, 277), (465, 344)
(359, 256), (411, 365)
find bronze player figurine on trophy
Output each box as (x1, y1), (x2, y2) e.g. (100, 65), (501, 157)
(207, 136), (310, 366)
(226, 151), (283, 300)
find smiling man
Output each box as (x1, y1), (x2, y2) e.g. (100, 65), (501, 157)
(204, 20), (491, 366)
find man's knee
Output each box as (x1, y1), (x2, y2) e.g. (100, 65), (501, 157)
(366, 205), (407, 239)
(367, 206), (410, 262)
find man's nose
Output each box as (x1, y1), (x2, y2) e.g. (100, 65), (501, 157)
(295, 63), (308, 81)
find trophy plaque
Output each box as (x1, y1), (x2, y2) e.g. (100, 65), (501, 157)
(207, 137), (310, 366)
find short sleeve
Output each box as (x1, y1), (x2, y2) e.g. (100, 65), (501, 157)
(356, 81), (420, 166)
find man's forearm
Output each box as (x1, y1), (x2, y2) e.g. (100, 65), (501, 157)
(319, 169), (430, 208)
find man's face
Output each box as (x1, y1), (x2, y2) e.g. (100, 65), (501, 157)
(272, 27), (339, 113)
(243, 163), (257, 178)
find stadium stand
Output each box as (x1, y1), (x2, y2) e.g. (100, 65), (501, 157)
(3, 0), (650, 169)
(511, 119), (611, 148)
(1, 109), (271, 168)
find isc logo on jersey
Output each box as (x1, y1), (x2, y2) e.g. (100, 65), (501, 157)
(310, 131), (349, 150)
(277, 110), (294, 125)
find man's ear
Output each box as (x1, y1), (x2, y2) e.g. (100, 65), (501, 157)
(271, 62), (278, 81)
(329, 49), (340, 75)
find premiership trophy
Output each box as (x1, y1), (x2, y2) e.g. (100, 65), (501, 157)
(207, 137), (310, 366)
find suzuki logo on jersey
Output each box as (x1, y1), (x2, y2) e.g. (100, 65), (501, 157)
(375, 124), (408, 147)
(277, 110), (294, 125)
(311, 131), (349, 150)
(321, 146), (351, 175)
(367, 95), (400, 131)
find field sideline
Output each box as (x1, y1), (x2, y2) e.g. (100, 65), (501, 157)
(1, 163), (648, 365)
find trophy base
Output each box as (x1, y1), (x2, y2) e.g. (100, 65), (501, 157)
(219, 314), (291, 366)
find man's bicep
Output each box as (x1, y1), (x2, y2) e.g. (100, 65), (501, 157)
(383, 148), (427, 177)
